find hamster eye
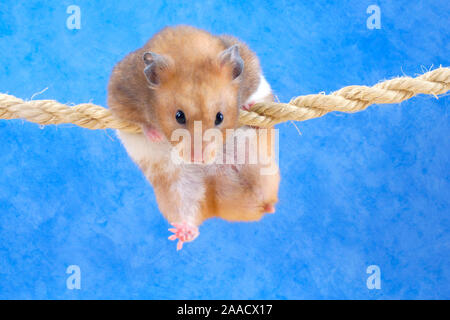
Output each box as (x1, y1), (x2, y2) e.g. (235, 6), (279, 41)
(175, 110), (186, 124)
(215, 112), (224, 125)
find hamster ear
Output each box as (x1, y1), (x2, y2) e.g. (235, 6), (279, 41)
(218, 44), (244, 80)
(142, 52), (171, 87)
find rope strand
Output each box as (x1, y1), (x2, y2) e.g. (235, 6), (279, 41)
(1, 67), (449, 133)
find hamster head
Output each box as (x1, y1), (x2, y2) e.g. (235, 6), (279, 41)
(143, 44), (244, 164)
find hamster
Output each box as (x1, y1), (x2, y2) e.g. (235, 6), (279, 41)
(108, 26), (280, 250)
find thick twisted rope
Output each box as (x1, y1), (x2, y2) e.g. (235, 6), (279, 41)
(1, 67), (449, 133)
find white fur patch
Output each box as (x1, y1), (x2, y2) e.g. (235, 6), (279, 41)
(171, 164), (206, 224)
(246, 74), (272, 104)
(117, 130), (170, 166)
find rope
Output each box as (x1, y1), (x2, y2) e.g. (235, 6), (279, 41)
(1, 67), (449, 133)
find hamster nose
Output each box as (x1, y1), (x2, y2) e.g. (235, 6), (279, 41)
(190, 143), (203, 163)
(202, 142), (218, 164)
(190, 142), (218, 164)
(191, 152), (203, 163)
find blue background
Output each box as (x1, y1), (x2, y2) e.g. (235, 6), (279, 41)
(0, 0), (449, 299)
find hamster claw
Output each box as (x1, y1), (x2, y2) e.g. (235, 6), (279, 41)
(168, 222), (199, 251)
(241, 101), (255, 111)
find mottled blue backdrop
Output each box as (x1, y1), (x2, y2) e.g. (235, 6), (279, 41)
(0, 0), (449, 299)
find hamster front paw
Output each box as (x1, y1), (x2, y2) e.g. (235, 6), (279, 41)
(143, 124), (164, 142)
(168, 222), (200, 251)
(241, 101), (255, 111)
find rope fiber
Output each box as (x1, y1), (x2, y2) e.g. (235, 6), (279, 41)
(1, 67), (449, 133)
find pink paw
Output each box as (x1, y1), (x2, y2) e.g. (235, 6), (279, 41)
(264, 203), (276, 214)
(168, 222), (199, 251)
(143, 124), (164, 142)
(241, 101), (255, 111)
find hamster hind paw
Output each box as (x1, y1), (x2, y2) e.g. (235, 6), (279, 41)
(168, 222), (199, 251)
